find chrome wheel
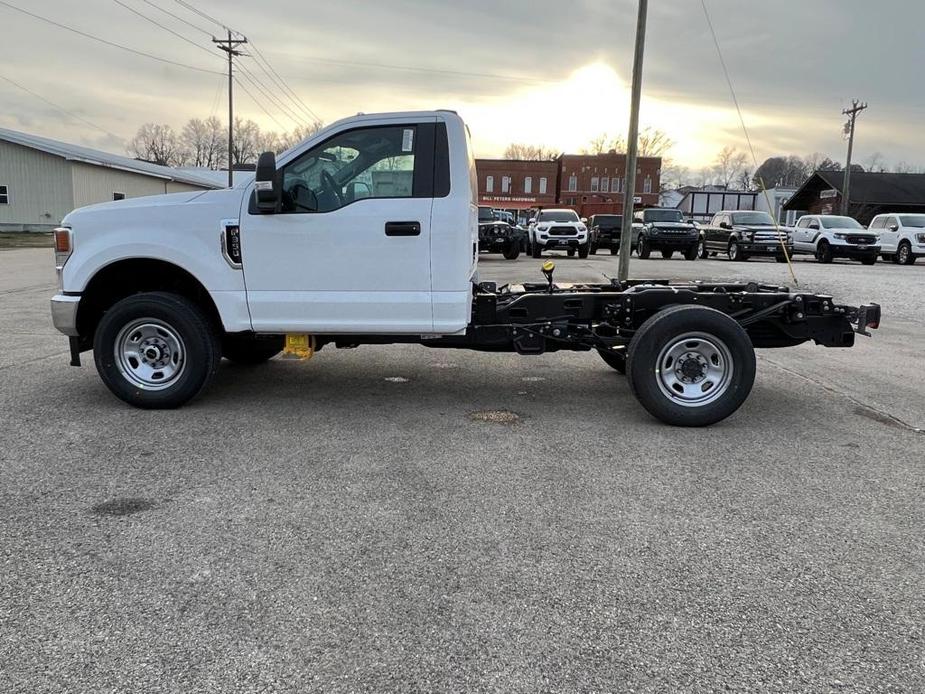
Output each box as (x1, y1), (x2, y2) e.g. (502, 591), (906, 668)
(114, 318), (187, 390)
(898, 244), (910, 264)
(655, 332), (734, 407)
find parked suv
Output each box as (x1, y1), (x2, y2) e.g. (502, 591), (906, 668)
(869, 213), (925, 265)
(478, 206), (523, 259)
(632, 208), (698, 260)
(588, 214), (623, 255)
(699, 211), (794, 262)
(529, 209), (590, 258)
(793, 215), (879, 265)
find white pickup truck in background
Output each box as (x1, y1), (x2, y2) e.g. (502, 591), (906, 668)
(50, 110), (880, 426)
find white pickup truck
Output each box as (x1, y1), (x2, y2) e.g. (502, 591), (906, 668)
(50, 110), (880, 426)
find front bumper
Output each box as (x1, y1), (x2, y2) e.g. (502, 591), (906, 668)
(51, 294), (80, 336)
(742, 242), (794, 256)
(648, 235), (698, 249)
(832, 244), (880, 258)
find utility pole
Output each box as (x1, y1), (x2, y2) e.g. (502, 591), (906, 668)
(617, 0), (648, 282)
(841, 99), (867, 216)
(213, 30), (248, 188)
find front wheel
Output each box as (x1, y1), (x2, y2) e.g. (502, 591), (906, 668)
(815, 241), (833, 264)
(589, 244), (598, 255)
(728, 240), (747, 262)
(610, 245), (619, 256)
(661, 250), (674, 260)
(578, 243), (590, 259)
(637, 237), (651, 259)
(626, 306), (756, 426)
(897, 242), (914, 265)
(502, 243), (520, 260)
(698, 239), (709, 259)
(860, 255), (877, 266)
(567, 249), (576, 257)
(684, 244), (698, 261)
(94, 292), (220, 409)
(532, 242), (542, 258)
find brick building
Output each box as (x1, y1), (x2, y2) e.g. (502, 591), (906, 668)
(475, 152), (662, 218)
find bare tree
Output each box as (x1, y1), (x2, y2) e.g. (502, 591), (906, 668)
(660, 162), (691, 191)
(637, 127), (673, 157)
(279, 121), (325, 152)
(231, 118), (262, 167)
(893, 161), (923, 174)
(128, 123), (184, 166)
(503, 143), (558, 160)
(181, 117), (226, 170)
(714, 146), (748, 188)
(864, 151), (887, 173)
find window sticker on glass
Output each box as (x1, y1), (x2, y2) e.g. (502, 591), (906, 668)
(402, 128), (414, 153)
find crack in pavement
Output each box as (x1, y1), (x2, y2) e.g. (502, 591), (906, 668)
(759, 354), (924, 435)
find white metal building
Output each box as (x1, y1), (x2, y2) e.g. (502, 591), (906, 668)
(0, 127), (221, 231)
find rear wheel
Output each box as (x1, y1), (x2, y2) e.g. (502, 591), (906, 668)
(590, 244), (598, 255)
(626, 306), (756, 426)
(598, 348), (626, 375)
(897, 241), (914, 265)
(94, 292), (220, 409)
(223, 334), (285, 365)
(816, 240), (833, 263)
(661, 250), (674, 259)
(637, 237), (651, 259)
(610, 245), (619, 256)
(502, 243), (520, 260)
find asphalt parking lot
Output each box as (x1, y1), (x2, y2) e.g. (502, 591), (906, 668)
(2, 247), (923, 693)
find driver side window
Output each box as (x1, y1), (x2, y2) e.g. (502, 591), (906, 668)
(280, 125), (416, 214)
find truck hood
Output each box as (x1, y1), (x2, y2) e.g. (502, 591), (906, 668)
(62, 188), (246, 227)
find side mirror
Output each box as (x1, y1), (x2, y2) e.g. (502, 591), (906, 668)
(720, 221), (730, 229)
(809, 223), (820, 230)
(889, 223), (899, 231)
(581, 217), (588, 223)
(255, 151), (280, 213)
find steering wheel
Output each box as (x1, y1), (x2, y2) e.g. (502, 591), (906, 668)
(321, 170), (345, 207)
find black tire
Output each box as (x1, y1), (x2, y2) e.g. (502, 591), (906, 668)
(567, 249), (576, 257)
(223, 334), (285, 365)
(93, 292), (220, 409)
(775, 255), (788, 263)
(532, 242), (542, 258)
(698, 238), (709, 259)
(728, 240), (748, 262)
(626, 306), (756, 427)
(610, 245), (619, 256)
(860, 255), (877, 266)
(502, 243), (520, 260)
(637, 236), (651, 259)
(590, 244), (598, 255)
(578, 243), (590, 259)
(816, 241), (833, 264)
(881, 254), (894, 263)
(661, 250), (674, 260)
(897, 241), (914, 265)
(598, 348), (626, 374)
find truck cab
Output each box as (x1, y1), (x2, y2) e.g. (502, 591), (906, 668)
(792, 214), (879, 264)
(631, 208), (698, 260)
(869, 213), (925, 265)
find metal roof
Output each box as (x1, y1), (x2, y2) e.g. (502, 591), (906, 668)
(0, 127), (223, 189)
(786, 171), (925, 210)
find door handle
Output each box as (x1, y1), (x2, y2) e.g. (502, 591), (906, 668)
(385, 221), (421, 237)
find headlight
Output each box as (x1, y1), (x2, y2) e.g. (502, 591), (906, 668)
(740, 232), (753, 241)
(537, 224), (549, 231)
(833, 233), (847, 240)
(916, 233), (925, 244)
(577, 225), (587, 232)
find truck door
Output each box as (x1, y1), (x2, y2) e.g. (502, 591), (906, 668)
(240, 122), (437, 334)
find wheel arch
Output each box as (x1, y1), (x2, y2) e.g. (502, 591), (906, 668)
(76, 258), (225, 347)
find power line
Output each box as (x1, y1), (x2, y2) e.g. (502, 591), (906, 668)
(111, 0), (218, 60)
(137, 0), (213, 37)
(233, 77), (288, 132)
(236, 62), (308, 129)
(248, 42), (321, 123)
(0, 0), (222, 75)
(171, 0), (233, 33)
(0, 71), (122, 141)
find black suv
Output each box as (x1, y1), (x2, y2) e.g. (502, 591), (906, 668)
(588, 214), (623, 255)
(478, 206), (524, 260)
(632, 208), (699, 260)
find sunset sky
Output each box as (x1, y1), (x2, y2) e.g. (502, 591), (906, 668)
(1, 0), (922, 170)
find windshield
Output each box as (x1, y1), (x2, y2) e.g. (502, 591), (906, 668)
(594, 215), (622, 228)
(644, 209), (684, 223)
(900, 215), (925, 227)
(731, 211), (775, 225)
(478, 207), (494, 222)
(538, 210), (580, 223)
(820, 216), (863, 229)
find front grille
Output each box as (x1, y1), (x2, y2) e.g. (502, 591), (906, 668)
(752, 231), (788, 244)
(549, 226), (577, 236)
(847, 235), (875, 245)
